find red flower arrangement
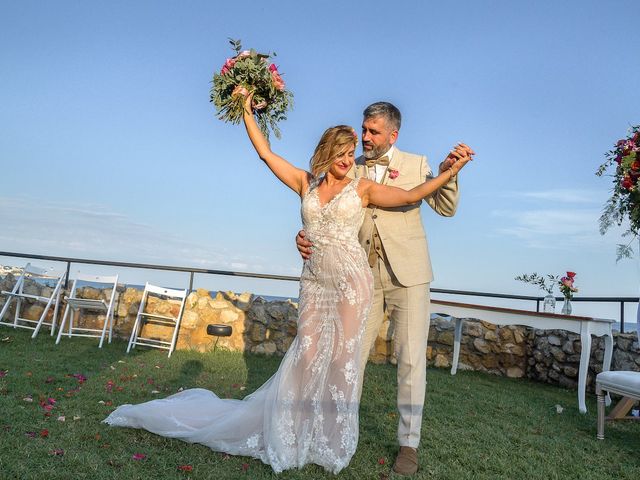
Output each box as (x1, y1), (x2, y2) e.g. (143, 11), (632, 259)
(596, 125), (640, 259)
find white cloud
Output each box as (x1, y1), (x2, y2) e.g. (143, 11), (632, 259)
(0, 196), (277, 274)
(496, 188), (603, 204)
(490, 207), (620, 249)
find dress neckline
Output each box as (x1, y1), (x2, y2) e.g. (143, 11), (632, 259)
(314, 178), (354, 209)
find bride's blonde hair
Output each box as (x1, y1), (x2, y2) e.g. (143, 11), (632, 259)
(309, 125), (358, 177)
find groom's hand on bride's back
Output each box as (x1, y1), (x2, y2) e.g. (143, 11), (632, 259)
(296, 230), (313, 260)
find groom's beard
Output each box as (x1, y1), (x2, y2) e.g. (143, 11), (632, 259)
(362, 142), (391, 159)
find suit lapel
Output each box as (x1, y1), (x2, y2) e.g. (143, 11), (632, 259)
(381, 148), (403, 186)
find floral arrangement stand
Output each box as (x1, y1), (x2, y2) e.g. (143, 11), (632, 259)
(596, 125), (640, 338)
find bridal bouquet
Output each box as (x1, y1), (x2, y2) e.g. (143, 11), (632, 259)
(596, 125), (640, 259)
(210, 39), (294, 139)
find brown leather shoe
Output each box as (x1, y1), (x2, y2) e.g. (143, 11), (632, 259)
(392, 446), (418, 476)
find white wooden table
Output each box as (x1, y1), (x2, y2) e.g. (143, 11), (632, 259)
(431, 299), (615, 413)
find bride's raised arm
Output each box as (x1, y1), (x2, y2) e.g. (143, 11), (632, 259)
(360, 151), (473, 208)
(241, 94), (309, 196)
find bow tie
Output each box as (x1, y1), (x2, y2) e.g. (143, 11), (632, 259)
(365, 156), (390, 168)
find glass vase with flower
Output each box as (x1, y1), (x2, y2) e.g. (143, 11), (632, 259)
(514, 273), (559, 313)
(558, 272), (578, 315)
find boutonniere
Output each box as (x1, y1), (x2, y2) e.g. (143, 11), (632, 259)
(388, 168), (399, 180)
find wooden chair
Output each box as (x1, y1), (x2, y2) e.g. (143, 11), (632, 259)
(55, 273), (119, 348)
(127, 283), (187, 358)
(0, 263), (66, 338)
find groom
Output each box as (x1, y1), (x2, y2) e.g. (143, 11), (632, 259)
(297, 101), (470, 476)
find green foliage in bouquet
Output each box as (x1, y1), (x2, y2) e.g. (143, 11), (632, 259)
(210, 39), (294, 139)
(596, 125), (640, 260)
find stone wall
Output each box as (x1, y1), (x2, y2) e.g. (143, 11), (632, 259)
(1, 273), (638, 392)
(527, 329), (640, 392)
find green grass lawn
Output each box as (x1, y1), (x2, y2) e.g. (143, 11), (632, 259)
(1, 328), (639, 480)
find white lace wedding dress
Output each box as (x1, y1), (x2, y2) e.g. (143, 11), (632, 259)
(104, 177), (373, 474)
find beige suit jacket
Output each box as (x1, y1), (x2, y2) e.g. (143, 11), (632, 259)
(351, 148), (459, 287)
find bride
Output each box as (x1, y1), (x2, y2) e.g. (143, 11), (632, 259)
(104, 93), (472, 474)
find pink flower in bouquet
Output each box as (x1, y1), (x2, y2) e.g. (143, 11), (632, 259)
(271, 69), (286, 91)
(268, 63), (278, 73)
(220, 58), (236, 75)
(388, 168), (399, 180)
(561, 277), (573, 288)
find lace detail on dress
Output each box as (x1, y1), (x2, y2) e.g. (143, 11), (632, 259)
(103, 175), (373, 475)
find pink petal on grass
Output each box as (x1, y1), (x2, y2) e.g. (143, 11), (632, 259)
(50, 449), (64, 456)
(132, 453), (146, 461)
(25, 431), (37, 438)
(71, 373), (87, 383)
(0, 369), (7, 377)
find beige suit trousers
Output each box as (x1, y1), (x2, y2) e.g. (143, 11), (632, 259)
(359, 255), (430, 448)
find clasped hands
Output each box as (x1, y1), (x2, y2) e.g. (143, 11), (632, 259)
(440, 143), (475, 177)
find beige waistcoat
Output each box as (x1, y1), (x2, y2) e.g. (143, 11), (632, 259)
(351, 148), (459, 287)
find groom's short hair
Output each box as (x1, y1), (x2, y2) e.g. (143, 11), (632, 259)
(363, 102), (402, 131)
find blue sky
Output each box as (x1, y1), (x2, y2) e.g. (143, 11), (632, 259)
(1, 1), (639, 319)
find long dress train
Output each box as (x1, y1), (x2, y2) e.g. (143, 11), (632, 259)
(104, 177), (373, 474)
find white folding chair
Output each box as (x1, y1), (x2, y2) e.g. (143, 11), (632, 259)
(55, 273), (118, 348)
(0, 263), (66, 338)
(127, 283), (187, 358)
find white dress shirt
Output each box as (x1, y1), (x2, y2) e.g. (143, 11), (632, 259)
(368, 145), (396, 183)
